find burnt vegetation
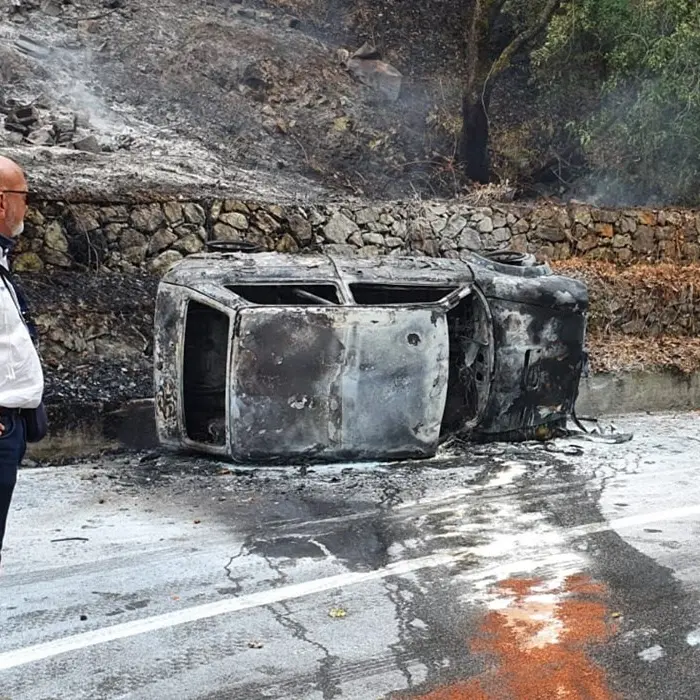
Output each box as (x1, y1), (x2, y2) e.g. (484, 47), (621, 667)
(262, 0), (700, 205)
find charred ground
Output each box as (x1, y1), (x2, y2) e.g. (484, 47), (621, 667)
(0, 0), (569, 200)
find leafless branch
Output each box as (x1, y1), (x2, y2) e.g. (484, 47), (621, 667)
(488, 0), (568, 85)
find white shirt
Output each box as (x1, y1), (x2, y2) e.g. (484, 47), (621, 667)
(0, 251), (44, 409)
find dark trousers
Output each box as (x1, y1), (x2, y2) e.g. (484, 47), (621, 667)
(0, 410), (26, 562)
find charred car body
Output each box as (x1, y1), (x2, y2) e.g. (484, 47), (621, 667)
(154, 250), (588, 462)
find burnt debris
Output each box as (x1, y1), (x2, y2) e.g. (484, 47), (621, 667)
(337, 43), (403, 102)
(0, 97), (112, 152)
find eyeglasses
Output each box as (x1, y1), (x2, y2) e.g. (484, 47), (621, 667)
(0, 190), (28, 198)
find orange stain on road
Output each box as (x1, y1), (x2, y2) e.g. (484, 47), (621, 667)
(401, 575), (617, 700)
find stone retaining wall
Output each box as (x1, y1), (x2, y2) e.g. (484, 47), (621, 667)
(14, 198), (700, 273)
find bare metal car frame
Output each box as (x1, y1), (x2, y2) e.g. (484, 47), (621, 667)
(154, 251), (588, 462)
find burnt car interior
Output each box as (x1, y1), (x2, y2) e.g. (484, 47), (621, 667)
(349, 284), (457, 304)
(226, 284), (341, 306)
(442, 291), (492, 435)
(183, 300), (229, 445)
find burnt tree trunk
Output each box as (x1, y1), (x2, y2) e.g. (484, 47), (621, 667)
(460, 92), (490, 184)
(461, 0), (493, 184)
(458, 0), (565, 185)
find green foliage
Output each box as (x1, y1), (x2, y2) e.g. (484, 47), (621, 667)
(536, 0), (700, 205)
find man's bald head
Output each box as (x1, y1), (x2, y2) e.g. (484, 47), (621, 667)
(0, 156), (26, 188)
(0, 156), (28, 239)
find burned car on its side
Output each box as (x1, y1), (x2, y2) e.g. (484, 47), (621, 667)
(154, 249), (588, 463)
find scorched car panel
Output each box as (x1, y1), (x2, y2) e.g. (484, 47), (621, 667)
(229, 306), (450, 461)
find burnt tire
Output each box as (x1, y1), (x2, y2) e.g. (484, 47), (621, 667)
(482, 251), (538, 267)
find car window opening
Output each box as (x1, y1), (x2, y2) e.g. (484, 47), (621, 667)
(226, 284), (341, 305)
(183, 301), (228, 445)
(349, 284), (459, 305)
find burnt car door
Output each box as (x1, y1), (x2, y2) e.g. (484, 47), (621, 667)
(229, 305), (451, 462)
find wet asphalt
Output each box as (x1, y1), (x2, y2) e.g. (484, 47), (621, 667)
(1, 413), (700, 699)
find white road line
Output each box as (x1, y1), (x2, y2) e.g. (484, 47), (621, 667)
(0, 549), (468, 671)
(0, 550), (583, 672)
(571, 504), (700, 538)
(2, 503), (700, 671)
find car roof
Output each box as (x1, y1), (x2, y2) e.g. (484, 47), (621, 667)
(162, 251), (479, 287)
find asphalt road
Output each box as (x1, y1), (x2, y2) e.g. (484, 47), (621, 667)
(1, 413), (700, 699)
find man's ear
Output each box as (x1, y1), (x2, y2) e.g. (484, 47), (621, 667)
(0, 193), (6, 217)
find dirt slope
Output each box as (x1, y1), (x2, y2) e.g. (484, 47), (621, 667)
(1, 0), (463, 200)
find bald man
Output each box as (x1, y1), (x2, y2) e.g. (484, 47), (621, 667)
(0, 156), (44, 565)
